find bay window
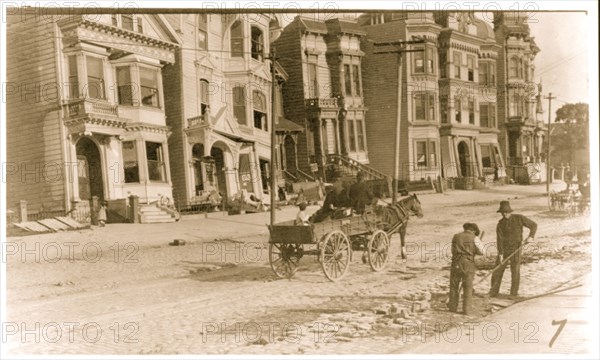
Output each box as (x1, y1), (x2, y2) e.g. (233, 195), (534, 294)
(468, 99), (475, 124)
(146, 142), (166, 182)
(68, 55), (79, 99)
(122, 141), (139, 183)
(467, 56), (475, 82)
(455, 98), (462, 122)
(251, 26), (264, 61)
(480, 103), (489, 127)
(116, 66), (133, 105)
(415, 139), (438, 169)
(356, 119), (365, 151)
(231, 21), (243, 57)
(479, 62), (488, 85)
(415, 92), (436, 122)
(200, 79), (210, 117)
(344, 64), (352, 96)
(253, 90), (268, 131)
(308, 55), (319, 97)
(139, 67), (159, 107)
(453, 52), (461, 79)
(86, 56), (105, 100)
(352, 64), (361, 96)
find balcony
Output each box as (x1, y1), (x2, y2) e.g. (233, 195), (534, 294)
(64, 98), (119, 118)
(305, 97), (338, 109)
(187, 114), (209, 129)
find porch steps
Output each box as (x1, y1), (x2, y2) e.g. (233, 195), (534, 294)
(139, 205), (176, 224)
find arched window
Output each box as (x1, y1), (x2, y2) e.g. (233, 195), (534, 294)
(509, 57), (518, 78)
(230, 21), (243, 57)
(251, 26), (264, 61)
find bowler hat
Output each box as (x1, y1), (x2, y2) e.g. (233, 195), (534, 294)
(463, 222), (481, 236)
(497, 200), (513, 213)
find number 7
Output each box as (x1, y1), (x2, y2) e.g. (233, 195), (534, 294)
(549, 319), (567, 348)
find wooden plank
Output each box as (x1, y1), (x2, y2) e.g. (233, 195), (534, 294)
(55, 216), (87, 229)
(14, 221), (52, 232)
(38, 219), (70, 231)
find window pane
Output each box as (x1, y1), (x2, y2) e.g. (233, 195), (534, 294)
(233, 86), (246, 125)
(68, 55), (79, 99)
(479, 62), (487, 85)
(344, 64), (352, 96)
(467, 57), (474, 81)
(86, 56), (104, 100)
(428, 93), (435, 121)
(251, 26), (263, 61)
(416, 141), (427, 167)
(480, 103), (489, 127)
(122, 141), (139, 183)
(468, 99), (475, 124)
(509, 57), (518, 77)
(426, 48), (434, 73)
(231, 21), (243, 57)
(122, 15), (134, 30)
(490, 104), (496, 127)
(440, 98), (448, 123)
(352, 64), (361, 96)
(455, 99), (461, 122)
(146, 142), (166, 182)
(200, 79), (209, 105)
(481, 145), (491, 167)
(490, 64), (496, 85)
(453, 52), (461, 79)
(439, 52), (446, 78)
(356, 119), (365, 151)
(198, 29), (207, 50)
(415, 93), (425, 120)
(429, 141), (437, 168)
(308, 61), (318, 98)
(137, 17), (143, 33)
(111, 15), (118, 26)
(117, 67), (133, 105)
(140, 67), (159, 107)
(414, 50), (424, 73)
(348, 120), (356, 152)
(253, 90), (266, 111)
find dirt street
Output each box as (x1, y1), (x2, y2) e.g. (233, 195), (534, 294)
(3, 183), (592, 355)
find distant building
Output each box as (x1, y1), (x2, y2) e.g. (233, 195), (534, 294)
(359, 12), (507, 184)
(494, 13), (547, 183)
(274, 16), (377, 183)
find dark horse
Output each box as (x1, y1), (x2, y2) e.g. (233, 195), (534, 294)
(377, 194), (424, 259)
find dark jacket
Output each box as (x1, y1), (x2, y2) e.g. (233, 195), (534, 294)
(349, 180), (373, 214)
(452, 230), (483, 262)
(496, 214), (537, 254)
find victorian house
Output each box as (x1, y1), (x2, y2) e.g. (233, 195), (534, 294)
(6, 11), (180, 221)
(274, 16), (381, 184)
(359, 12), (506, 185)
(162, 13), (281, 207)
(494, 13), (547, 184)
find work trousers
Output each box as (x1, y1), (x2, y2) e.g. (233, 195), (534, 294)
(448, 257), (476, 315)
(490, 247), (522, 296)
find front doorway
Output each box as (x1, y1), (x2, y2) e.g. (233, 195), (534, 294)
(458, 141), (471, 177)
(283, 135), (297, 172)
(210, 146), (228, 198)
(76, 137), (104, 201)
(192, 144), (204, 195)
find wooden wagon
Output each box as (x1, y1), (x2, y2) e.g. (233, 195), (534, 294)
(268, 210), (404, 282)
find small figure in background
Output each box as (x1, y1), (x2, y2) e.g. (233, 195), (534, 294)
(278, 186), (287, 202)
(98, 201), (108, 227)
(565, 165), (574, 191)
(295, 188), (306, 205)
(295, 202), (310, 226)
(316, 177), (325, 201)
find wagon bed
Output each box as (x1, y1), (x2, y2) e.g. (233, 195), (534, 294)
(267, 211), (394, 281)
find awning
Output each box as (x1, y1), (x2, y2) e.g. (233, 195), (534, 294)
(213, 129), (255, 144)
(275, 117), (304, 133)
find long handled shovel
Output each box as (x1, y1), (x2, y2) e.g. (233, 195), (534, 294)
(474, 238), (531, 288)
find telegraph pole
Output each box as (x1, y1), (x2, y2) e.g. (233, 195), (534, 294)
(268, 47), (278, 226)
(374, 38), (425, 203)
(544, 92), (556, 193)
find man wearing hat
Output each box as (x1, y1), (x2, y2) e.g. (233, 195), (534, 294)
(349, 171), (374, 215)
(490, 200), (537, 297)
(448, 222), (484, 315)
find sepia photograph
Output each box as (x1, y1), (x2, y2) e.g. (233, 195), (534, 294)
(1, 1), (598, 357)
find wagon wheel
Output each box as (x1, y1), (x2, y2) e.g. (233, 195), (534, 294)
(367, 230), (390, 272)
(269, 243), (300, 279)
(320, 230), (351, 282)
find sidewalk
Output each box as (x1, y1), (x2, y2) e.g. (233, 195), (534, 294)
(405, 274), (595, 354)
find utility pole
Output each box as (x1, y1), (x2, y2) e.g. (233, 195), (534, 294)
(374, 38), (424, 203)
(544, 92), (556, 193)
(268, 47), (278, 226)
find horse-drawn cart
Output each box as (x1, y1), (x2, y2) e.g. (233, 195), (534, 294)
(267, 195), (423, 281)
(548, 189), (589, 216)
